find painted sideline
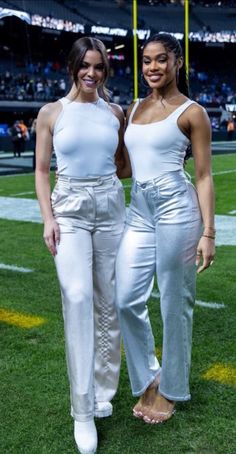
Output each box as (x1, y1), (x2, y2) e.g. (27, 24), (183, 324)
(0, 263), (33, 273)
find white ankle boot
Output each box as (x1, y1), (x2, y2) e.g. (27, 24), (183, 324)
(74, 419), (97, 454)
(94, 401), (113, 418)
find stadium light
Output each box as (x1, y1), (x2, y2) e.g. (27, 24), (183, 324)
(114, 44), (125, 49)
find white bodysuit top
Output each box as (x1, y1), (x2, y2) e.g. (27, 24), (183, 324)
(53, 97), (120, 177)
(124, 99), (195, 182)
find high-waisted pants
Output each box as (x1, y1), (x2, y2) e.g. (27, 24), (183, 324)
(116, 170), (202, 401)
(51, 174), (125, 421)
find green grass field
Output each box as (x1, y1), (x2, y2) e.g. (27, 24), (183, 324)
(0, 154), (236, 453)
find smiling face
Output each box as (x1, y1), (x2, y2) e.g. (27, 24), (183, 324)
(77, 50), (104, 93)
(68, 37), (110, 101)
(77, 49), (105, 94)
(142, 41), (183, 91)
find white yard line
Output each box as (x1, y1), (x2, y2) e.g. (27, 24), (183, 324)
(0, 198), (235, 244)
(0, 263), (33, 273)
(10, 191), (35, 196)
(151, 292), (225, 309)
(0, 197), (42, 223)
(212, 169), (236, 175)
(195, 300), (225, 309)
(215, 214), (236, 246)
(0, 172), (35, 178)
(151, 291), (160, 298)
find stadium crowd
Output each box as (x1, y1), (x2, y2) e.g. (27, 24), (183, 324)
(1, 59), (235, 109)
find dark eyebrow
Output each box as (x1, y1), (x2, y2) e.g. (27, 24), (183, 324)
(82, 59), (103, 65)
(143, 52), (168, 59)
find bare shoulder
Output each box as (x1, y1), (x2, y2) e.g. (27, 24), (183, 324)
(38, 100), (61, 119)
(125, 101), (137, 122)
(37, 100), (62, 131)
(126, 101), (136, 115)
(187, 102), (211, 126)
(110, 103), (124, 122)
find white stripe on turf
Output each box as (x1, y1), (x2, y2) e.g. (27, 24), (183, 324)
(213, 169), (236, 175)
(0, 198), (235, 245)
(215, 214), (236, 246)
(151, 292), (225, 309)
(151, 291), (160, 298)
(195, 300), (225, 309)
(10, 191), (35, 196)
(0, 196), (42, 223)
(0, 263), (33, 273)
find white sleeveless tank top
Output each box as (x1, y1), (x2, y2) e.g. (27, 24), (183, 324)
(124, 98), (195, 182)
(53, 97), (120, 177)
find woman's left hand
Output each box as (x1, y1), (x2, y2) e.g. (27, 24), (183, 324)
(196, 236), (215, 273)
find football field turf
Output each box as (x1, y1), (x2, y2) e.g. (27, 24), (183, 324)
(0, 153), (235, 453)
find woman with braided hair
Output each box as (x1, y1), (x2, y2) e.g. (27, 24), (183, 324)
(116, 33), (215, 424)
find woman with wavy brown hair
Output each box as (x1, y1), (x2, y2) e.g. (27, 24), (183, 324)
(36, 36), (130, 454)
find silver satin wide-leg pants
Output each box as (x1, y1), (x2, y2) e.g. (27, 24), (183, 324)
(52, 174), (125, 421)
(116, 171), (202, 401)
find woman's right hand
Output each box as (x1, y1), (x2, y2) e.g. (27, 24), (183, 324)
(43, 218), (60, 256)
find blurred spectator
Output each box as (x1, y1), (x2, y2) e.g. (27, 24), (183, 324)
(30, 118), (37, 170)
(59, 78), (66, 96)
(19, 119), (29, 141)
(0, 57), (235, 120)
(109, 66), (115, 78)
(112, 86), (120, 103)
(227, 119), (235, 140)
(125, 65), (131, 77)
(9, 120), (25, 157)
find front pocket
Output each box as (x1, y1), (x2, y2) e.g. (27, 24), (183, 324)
(52, 187), (88, 218)
(51, 184), (69, 208)
(108, 186), (126, 219)
(158, 181), (187, 199)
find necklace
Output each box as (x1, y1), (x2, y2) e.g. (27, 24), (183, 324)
(163, 93), (182, 103)
(149, 93), (183, 110)
(150, 93), (183, 104)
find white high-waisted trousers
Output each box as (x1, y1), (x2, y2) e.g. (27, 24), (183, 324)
(51, 174), (125, 421)
(116, 170), (202, 401)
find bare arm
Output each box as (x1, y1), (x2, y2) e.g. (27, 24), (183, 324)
(111, 103), (132, 179)
(190, 105), (215, 273)
(35, 102), (61, 255)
